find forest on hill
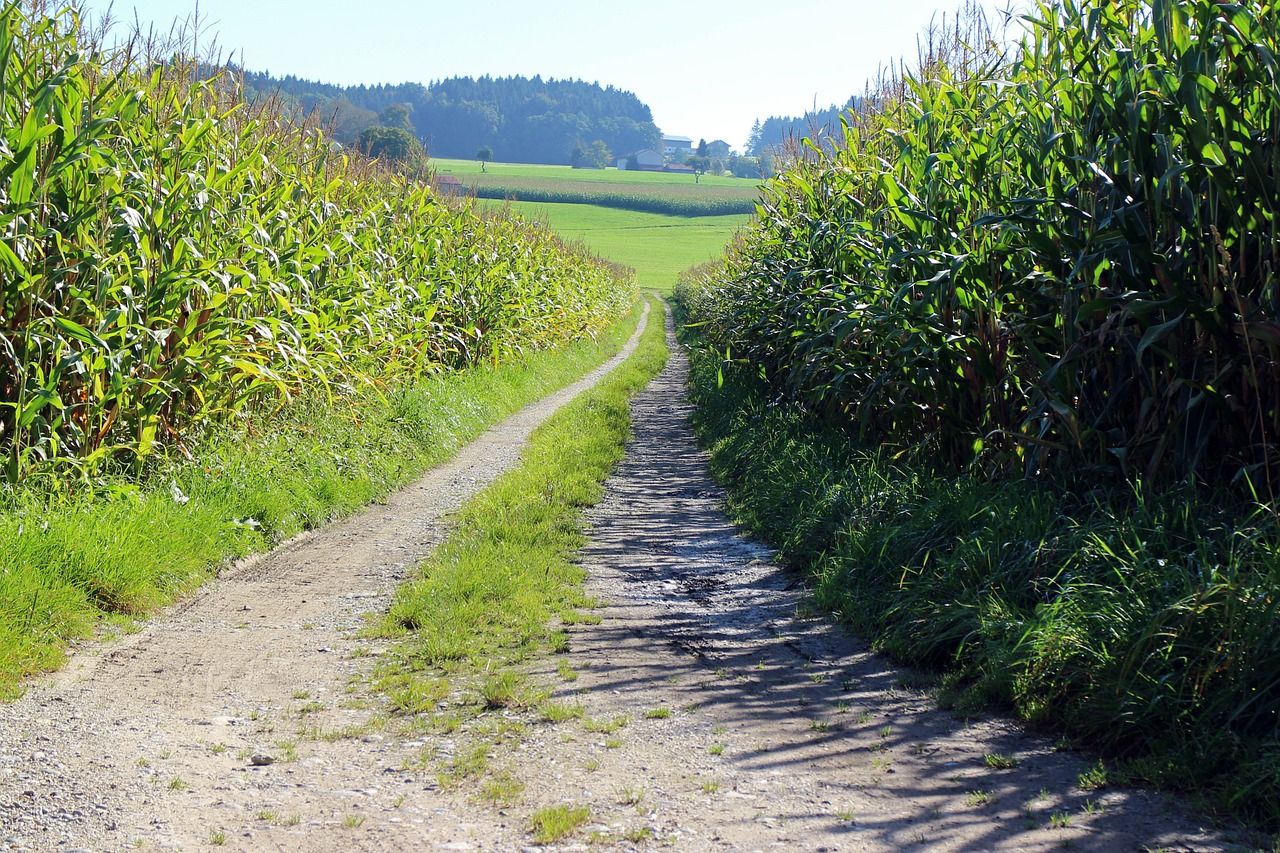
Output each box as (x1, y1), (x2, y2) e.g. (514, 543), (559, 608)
(745, 98), (856, 157)
(241, 71), (661, 165)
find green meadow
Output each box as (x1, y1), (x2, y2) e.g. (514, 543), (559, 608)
(435, 158), (761, 216)
(497, 201), (749, 294)
(433, 157), (758, 188)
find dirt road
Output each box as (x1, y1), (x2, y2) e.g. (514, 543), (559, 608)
(0, 302), (1235, 852)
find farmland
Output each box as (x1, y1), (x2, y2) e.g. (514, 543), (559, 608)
(433, 158), (761, 216)
(0, 7), (635, 695)
(676, 0), (1280, 830)
(495, 201), (750, 293)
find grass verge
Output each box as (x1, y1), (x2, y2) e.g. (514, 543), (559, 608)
(0, 301), (646, 700)
(369, 296), (668, 788)
(678, 330), (1280, 836)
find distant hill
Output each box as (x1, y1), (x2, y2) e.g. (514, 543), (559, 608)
(746, 98), (857, 157)
(241, 71), (662, 166)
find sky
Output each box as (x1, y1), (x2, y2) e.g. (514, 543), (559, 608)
(80, 0), (1018, 152)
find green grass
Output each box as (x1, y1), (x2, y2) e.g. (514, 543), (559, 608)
(372, 294), (667, 705)
(435, 157), (760, 188)
(494, 201), (748, 294)
(0, 301), (646, 700)
(677, 341), (1280, 831)
(362, 303), (665, 827)
(530, 803), (591, 844)
(433, 158), (760, 216)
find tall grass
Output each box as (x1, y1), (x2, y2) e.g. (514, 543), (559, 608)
(681, 342), (1280, 830)
(0, 3), (632, 485)
(677, 0), (1280, 831)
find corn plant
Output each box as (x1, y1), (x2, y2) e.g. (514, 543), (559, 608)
(0, 3), (632, 484)
(684, 0), (1280, 491)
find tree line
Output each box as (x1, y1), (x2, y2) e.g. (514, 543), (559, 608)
(240, 71), (661, 166)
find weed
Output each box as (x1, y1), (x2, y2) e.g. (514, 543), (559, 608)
(585, 759), (600, 772)
(385, 677), (449, 715)
(1050, 811), (1072, 829)
(810, 720), (830, 732)
(343, 814), (365, 828)
(701, 779), (721, 793)
(480, 671), (526, 710)
(531, 804), (591, 844)
(559, 610), (603, 626)
(282, 815), (301, 827)
(292, 690), (311, 700)
(605, 738), (623, 749)
(878, 725), (893, 738)
(557, 660), (579, 682)
(708, 743), (725, 756)
(547, 630), (570, 653)
(644, 707), (671, 719)
(1077, 760), (1108, 791)
(256, 810), (276, 822)
(209, 829), (226, 845)
(966, 790), (995, 807)
(541, 701), (585, 723)
(985, 753), (1019, 769)
(480, 771), (525, 807)
(584, 715), (629, 734)
(168, 778), (187, 791)
(275, 740), (299, 762)
(437, 742), (490, 789)
(616, 784), (644, 805)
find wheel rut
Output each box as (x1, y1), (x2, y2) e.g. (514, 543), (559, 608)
(0, 301), (1235, 852)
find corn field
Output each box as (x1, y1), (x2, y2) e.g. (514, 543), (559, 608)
(682, 0), (1280, 490)
(0, 3), (633, 484)
(677, 0), (1280, 827)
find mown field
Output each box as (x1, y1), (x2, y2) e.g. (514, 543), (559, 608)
(493, 201), (750, 294)
(677, 0), (1280, 833)
(433, 158), (761, 216)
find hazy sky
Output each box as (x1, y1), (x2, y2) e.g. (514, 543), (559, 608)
(81, 0), (1017, 151)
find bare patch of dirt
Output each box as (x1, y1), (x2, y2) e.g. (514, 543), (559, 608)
(0, 302), (1242, 852)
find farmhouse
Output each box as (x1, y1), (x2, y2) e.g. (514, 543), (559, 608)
(616, 148), (665, 170)
(662, 135), (693, 155)
(433, 175), (465, 195)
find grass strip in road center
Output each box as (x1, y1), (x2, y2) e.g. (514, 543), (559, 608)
(0, 302), (646, 700)
(370, 297), (669, 782)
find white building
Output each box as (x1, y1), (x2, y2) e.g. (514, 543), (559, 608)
(616, 148), (665, 170)
(662, 135), (693, 155)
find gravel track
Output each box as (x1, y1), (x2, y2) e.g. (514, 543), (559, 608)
(0, 301), (1238, 852)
